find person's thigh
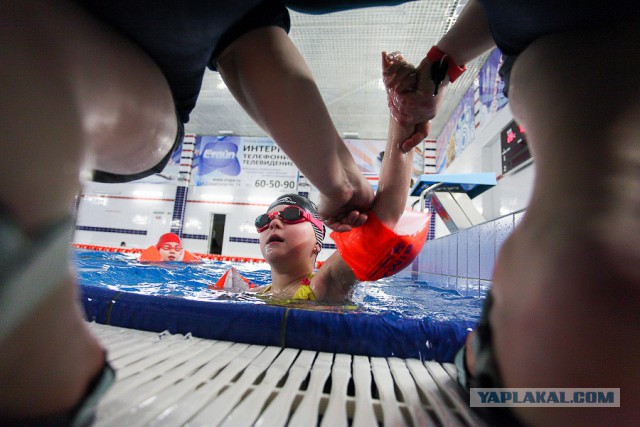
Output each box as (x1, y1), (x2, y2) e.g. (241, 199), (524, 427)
(0, 0), (176, 230)
(491, 20), (640, 426)
(65, 0), (178, 178)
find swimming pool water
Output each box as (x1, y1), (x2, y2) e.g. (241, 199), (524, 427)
(73, 249), (483, 323)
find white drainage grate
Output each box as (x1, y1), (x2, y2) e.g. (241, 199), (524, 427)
(88, 322), (486, 426)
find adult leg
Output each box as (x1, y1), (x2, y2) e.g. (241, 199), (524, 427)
(491, 20), (640, 426)
(0, 0), (175, 420)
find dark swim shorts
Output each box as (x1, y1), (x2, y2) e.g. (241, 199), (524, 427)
(77, 0), (291, 183)
(454, 292), (524, 426)
(476, 0), (640, 98)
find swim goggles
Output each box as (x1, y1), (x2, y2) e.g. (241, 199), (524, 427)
(159, 244), (182, 251)
(255, 206), (324, 233)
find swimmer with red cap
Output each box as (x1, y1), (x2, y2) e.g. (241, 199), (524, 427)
(139, 233), (200, 263)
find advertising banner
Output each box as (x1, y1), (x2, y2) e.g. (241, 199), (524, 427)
(193, 136), (298, 192)
(435, 85), (476, 172)
(476, 49), (509, 131)
(192, 136), (390, 199)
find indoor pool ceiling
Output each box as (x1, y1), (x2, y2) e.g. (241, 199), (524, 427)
(186, 0), (492, 141)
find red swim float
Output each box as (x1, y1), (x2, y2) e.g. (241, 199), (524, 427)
(331, 210), (430, 281)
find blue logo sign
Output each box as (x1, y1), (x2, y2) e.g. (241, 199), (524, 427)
(200, 139), (241, 176)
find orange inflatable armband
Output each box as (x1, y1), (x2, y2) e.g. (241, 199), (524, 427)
(182, 251), (201, 263)
(331, 210), (430, 281)
(139, 246), (163, 262)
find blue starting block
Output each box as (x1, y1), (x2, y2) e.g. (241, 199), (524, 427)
(410, 173), (497, 233)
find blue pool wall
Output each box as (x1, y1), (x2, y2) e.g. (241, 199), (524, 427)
(81, 283), (473, 363)
(397, 209), (526, 297)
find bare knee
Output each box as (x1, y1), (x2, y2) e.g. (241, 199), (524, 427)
(491, 227), (640, 426)
(4, 0), (177, 178)
(59, 1), (178, 175)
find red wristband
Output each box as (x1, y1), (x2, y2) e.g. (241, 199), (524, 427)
(426, 46), (467, 83)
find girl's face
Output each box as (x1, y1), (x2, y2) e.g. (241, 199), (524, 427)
(258, 206), (317, 264)
(158, 242), (184, 261)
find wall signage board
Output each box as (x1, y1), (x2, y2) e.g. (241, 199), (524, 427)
(500, 120), (531, 174)
(193, 136), (298, 191)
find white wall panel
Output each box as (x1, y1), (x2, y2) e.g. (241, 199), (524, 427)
(441, 104), (534, 224)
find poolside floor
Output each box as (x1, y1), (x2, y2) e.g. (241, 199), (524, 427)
(89, 322), (485, 426)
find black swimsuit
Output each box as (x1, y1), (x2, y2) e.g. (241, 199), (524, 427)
(477, 0), (640, 96)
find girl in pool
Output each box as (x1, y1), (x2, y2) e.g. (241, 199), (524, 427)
(252, 52), (428, 303)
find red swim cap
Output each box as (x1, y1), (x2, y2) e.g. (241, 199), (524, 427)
(156, 233), (182, 249)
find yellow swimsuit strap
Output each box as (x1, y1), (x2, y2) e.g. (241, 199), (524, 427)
(292, 273), (315, 301)
(260, 273), (316, 301)
(291, 282), (316, 301)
